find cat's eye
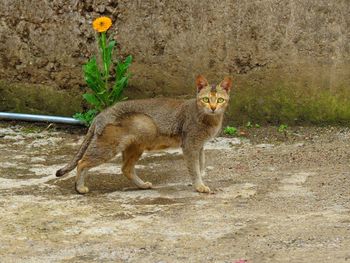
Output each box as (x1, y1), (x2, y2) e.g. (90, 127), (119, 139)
(202, 97), (210, 103)
(217, 98), (225, 103)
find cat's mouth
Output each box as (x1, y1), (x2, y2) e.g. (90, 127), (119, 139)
(206, 111), (219, 115)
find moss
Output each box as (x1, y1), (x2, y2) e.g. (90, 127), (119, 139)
(0, 81), (82, 116)
(1, 61), (350, 125)
(227, 63), (350, 125)
(21, 126), (43, 134)
(229, 85), (350, 125)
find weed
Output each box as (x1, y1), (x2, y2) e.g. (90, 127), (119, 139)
(278, 124), (288, 133)
(224, 126), (238, 136)
(73, 17), (132, 126)
(246, 121), (253, 129)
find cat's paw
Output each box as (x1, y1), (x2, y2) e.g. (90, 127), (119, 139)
(139, 181), (153, 189)
(195, 184), (211, 193)
(76, 185), (89, 194)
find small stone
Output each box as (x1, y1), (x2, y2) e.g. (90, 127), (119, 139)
(256, 143), (274, 149)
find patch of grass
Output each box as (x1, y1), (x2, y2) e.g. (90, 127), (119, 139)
(224, 126), (238, 136)
(246, 121), (260, 129)
(277, 124), (288, 133)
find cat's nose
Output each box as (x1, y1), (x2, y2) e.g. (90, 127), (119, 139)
(210, 105), (216, 112)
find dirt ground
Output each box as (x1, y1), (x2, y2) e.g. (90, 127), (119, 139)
(0, 122), (349, 263)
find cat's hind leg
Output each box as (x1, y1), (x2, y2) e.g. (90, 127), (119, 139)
(75, 159), (92, 194)
(122, 144), (152, 189)
(75, 124), (121, 194)
(75, 142), (116, 194)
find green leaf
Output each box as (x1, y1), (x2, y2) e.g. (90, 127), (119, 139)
(110, 76), (128, 103)
(115, 55), (132, 79)
(115, 62), (125, 79)
(110, 55), (132, 104)
(83, 57), (109, 103)
(73, 109), (98, 126)
(73, 112), (84, 121)
(124, 55), (133, 67)
(105, 40), (116, 71)
(97, 90), (107, 96)
(83, 58), (104, 93)
(83, 93), (101, 109)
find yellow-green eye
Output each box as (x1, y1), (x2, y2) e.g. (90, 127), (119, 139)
(202, 97), (209, 103)
(217, 98), (225, 103)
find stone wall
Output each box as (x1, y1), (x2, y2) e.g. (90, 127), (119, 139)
(0, 0), (349, 123)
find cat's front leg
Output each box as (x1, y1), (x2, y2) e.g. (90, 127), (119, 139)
(199, 147), (205, 177)
(182, 145), (210, 193)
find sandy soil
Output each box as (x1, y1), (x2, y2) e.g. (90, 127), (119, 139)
(0, 122), (349, 263)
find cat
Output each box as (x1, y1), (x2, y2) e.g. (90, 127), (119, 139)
(56, 75), (232, 194)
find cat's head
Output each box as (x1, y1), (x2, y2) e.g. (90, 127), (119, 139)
(195, 75), (232, 115)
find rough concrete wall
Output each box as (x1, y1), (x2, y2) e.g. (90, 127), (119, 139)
(0, 0), (349, 123)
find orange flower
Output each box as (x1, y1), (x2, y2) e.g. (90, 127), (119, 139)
(92, 17), (112, 33)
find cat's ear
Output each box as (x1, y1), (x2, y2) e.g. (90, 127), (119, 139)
(220, 77), (233, 93)
(196, 75), (209, 92)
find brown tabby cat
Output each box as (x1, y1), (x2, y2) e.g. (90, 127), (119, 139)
(56, 75), (232, 194)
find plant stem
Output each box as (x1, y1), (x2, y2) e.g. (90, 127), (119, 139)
(100, 32), (109, 92)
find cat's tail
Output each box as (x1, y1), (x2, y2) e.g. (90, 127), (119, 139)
(56, 121), (96, 177)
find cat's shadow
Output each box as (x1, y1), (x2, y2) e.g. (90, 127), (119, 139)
(53, 173), (166, 195)
(53, 156), (186, 195)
